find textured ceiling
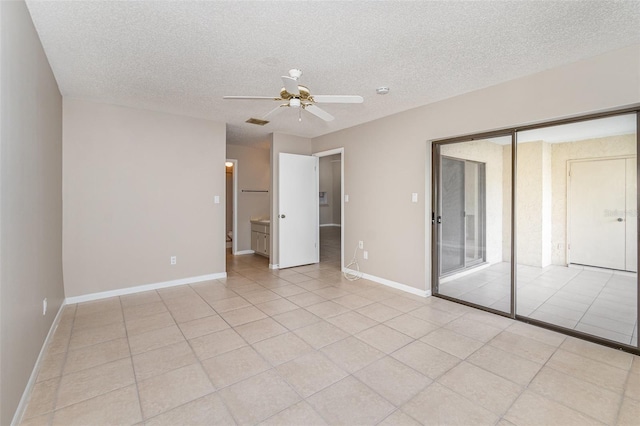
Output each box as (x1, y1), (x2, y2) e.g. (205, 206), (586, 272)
(25, 1), (640, 147)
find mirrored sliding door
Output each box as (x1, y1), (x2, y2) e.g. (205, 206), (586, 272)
(433, 109), (639, 352)
(516, 113), (638, 346)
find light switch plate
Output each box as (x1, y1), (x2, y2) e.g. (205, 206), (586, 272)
(345, 194), (349, 202)
(411, 193), (418, 203)
(214, 195), (220, 204)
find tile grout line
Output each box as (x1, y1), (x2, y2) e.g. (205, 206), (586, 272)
(42, 304), (76, 424)
(117, 294), (146, 424)
(508, 336), (621, 425)
(150, 285), (232, 424)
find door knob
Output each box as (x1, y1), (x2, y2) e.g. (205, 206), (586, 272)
(617, 218), (624, 222)
(280, 214), (286, 219)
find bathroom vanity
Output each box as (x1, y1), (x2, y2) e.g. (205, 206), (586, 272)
(250, 219), (270, 257)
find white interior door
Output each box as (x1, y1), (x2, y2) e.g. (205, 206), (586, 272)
(278, 153), (319, 268)
(570, 158), (627, 270)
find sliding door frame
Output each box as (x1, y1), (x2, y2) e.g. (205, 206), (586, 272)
(431, 105), (640, 355)
(432, 130), (517, 318)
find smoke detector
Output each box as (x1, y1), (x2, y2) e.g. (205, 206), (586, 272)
(376, 87), (390, 95)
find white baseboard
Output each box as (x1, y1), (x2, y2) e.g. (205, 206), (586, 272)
(343, 268), (430, 298)
(269, 263), (279, 270)
(11, 301), (66, 426)
(235, 250), (255, 255)
(65, 272), (227, 304)
(319, 223), (341, 228)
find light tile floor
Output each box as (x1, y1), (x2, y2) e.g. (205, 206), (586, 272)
(19, 228), (640, 425)
(440, 262), (638, 345)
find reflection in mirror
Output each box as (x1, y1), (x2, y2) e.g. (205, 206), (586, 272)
(438, 135), (512, 313)
(516, 114), (637, 346)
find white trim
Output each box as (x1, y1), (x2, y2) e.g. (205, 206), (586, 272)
(235, 250), (255, 255)
(269, 263), (279, 269)
(425, 140), (433, 300)
(226, 158), (239, 255)
(313, 148), (343, 157)
(343, 268), (430, 298)
(319, 223), (341, 228)
(11, 302), (66, 426)
(65, 272), (227, 304)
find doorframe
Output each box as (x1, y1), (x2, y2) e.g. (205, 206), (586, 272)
(431, 131), (516, 318)
(226, 158), (238, 255)
(313, 148), (345, 270)
(566, 155), (636, 269)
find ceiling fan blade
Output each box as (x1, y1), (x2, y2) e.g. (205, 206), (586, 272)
(223, 96), (282, 100)
(312, 95), (364, 104)
(263, 104), (287, 119)
(281, 76), (300, 96)
(304, 104), (334, 122)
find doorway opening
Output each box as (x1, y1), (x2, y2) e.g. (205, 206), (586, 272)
(225, 159), (238, 255)
(314, 148), (344, 270)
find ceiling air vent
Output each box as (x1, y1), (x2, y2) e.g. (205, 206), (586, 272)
(246, 118), (269, 126)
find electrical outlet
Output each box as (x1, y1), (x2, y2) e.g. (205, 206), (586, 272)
(358, 241), (364, 250)
(170, 256), (177, 265)
(363, 251), (368, 260)
(42, 298), (47, 316)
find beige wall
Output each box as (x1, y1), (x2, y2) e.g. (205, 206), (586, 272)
(319, 154), (341, 225)
(270, 133), (312, 266)
(226, 144), (270, 252)
(311, 44), (640, 291)
(319, 156), (333, 225)
(502, 145), (511, 264)
(63, 99), (226, 298)
(332, 159), (342, 225)
(542, 141), (553, 266)
(0, 1), (64, 423)
(511, 141), (550, 267)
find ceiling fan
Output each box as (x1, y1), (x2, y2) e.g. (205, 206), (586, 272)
(223, 69), (364, 125)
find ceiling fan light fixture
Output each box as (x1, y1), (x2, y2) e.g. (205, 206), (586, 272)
(225, 68), (361, 125)
(288, 69), (302, 80)
(225, 161), (233, 168)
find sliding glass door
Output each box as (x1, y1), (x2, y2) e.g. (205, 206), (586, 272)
(434, 135), (513, 314)
(440, 158), (486, 276)
(432, 109), (639, 353)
